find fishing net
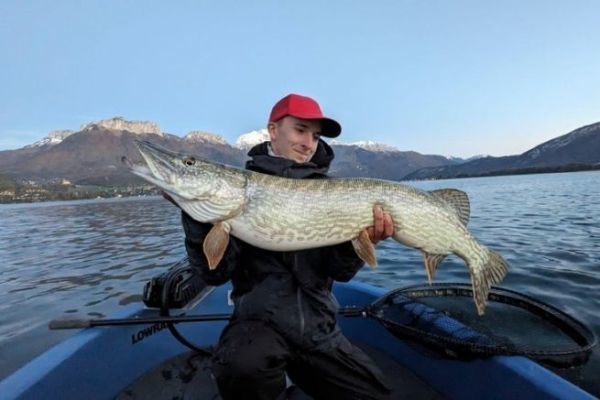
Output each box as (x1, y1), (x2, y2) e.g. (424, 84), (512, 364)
(365, 283), (597, 367)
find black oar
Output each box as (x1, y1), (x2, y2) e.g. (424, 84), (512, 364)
(48, 307), (366, 330)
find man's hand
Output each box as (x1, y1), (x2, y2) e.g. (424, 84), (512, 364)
(366, 205), (394, 244)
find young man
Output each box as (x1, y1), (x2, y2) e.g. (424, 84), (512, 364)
(182, 94), (394, 399)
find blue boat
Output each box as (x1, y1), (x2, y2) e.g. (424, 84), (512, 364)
(0, 275), (596, 399)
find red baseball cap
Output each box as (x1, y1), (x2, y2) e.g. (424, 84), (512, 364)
(268, 94), (342, 138)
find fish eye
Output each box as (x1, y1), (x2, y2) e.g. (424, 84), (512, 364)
(183, 157), (196, 166)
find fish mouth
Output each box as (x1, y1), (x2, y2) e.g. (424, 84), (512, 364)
(122, 140), (194, 200)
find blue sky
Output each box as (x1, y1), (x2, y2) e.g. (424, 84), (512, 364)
(1, 1), (599, 157)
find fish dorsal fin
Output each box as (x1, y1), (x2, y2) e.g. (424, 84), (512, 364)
(423, 252), (447, 284)
(430, 189), (470, 226)
(351, 229), (377, 268)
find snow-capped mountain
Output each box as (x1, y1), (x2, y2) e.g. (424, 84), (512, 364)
(445, 154), (490, 164)
(330, 139), (399, 152)
(0, 119), (246, 185)
(5, 116), (597, 185)
(522, 122), (600, 161)
(235, 129), (270, 149)
(405, 121), (600, 179)
(22, 117), (169, 150)
(81, 117), (163, 136)
(184, 131), (228, 145)
(465, 154), (491, 161)
(234, 132), (400, 153)
(25, 130), (75, 148)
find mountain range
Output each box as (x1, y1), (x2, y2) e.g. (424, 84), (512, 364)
(404, 122), (600, 180)
(1, 117), (599, 191)
(0, 117), (461, 186)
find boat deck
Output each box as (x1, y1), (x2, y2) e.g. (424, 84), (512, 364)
(3, 280), (593, 400)
(117, 340), (443, 399)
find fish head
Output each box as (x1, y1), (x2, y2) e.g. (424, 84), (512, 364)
(122, 140), (221, 202)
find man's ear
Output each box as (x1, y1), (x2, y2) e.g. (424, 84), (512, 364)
(267, 122), (277, 141)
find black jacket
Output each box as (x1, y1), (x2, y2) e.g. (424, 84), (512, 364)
(182, 140), (364, 349)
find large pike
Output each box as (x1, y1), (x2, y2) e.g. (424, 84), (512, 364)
(123, 140), (508, 315)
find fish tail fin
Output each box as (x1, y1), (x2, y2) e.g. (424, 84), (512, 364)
(470, 248), (509, 316)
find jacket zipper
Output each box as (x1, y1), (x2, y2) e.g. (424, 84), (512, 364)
(297, 287), (305, 340)
(293, 254), (305, 341)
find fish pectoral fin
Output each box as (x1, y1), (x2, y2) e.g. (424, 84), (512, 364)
(430, 189), (470, 226)
(423, 252), (447, 284)
(352, 229), (377, 268)
(203, 222), (231, 270)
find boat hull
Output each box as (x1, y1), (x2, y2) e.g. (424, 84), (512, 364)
(0, 281), (595, 400)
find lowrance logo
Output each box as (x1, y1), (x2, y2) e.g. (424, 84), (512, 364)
(131, 322), (168, 344)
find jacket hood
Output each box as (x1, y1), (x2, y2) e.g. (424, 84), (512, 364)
(245, 139), (335, 179)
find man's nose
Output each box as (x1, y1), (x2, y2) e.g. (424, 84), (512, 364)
(301, 133), (316, 148)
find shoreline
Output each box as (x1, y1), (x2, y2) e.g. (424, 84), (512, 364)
(2, 166), (600, 205)
(402, 163), (600, 181)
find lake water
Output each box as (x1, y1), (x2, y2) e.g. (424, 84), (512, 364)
(1, 171), (599, 396)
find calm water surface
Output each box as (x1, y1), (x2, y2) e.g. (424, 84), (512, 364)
(1, 171), (599, 395)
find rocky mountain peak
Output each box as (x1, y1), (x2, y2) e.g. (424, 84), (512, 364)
(523, 121), (600, 160)
(25, 129), (75, 148)
(330, 139), (399, 152)
(184, 131), (228, 145)
(48, 129), (75, 140)
(80, 116), (162, 136)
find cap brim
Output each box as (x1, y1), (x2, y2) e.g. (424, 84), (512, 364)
(320, 118), (341, 138)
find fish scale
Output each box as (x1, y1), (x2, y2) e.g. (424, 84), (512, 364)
(124, 140), (509, 315)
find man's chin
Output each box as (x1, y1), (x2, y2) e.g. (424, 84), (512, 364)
(293, 152), (313, 163)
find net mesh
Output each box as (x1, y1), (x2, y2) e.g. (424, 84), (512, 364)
(368, 283), (597, 367)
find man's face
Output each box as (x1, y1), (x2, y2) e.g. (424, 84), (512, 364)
(267, 116), (322, 163)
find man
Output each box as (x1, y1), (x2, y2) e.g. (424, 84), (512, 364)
(182, 94), (395, 399)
